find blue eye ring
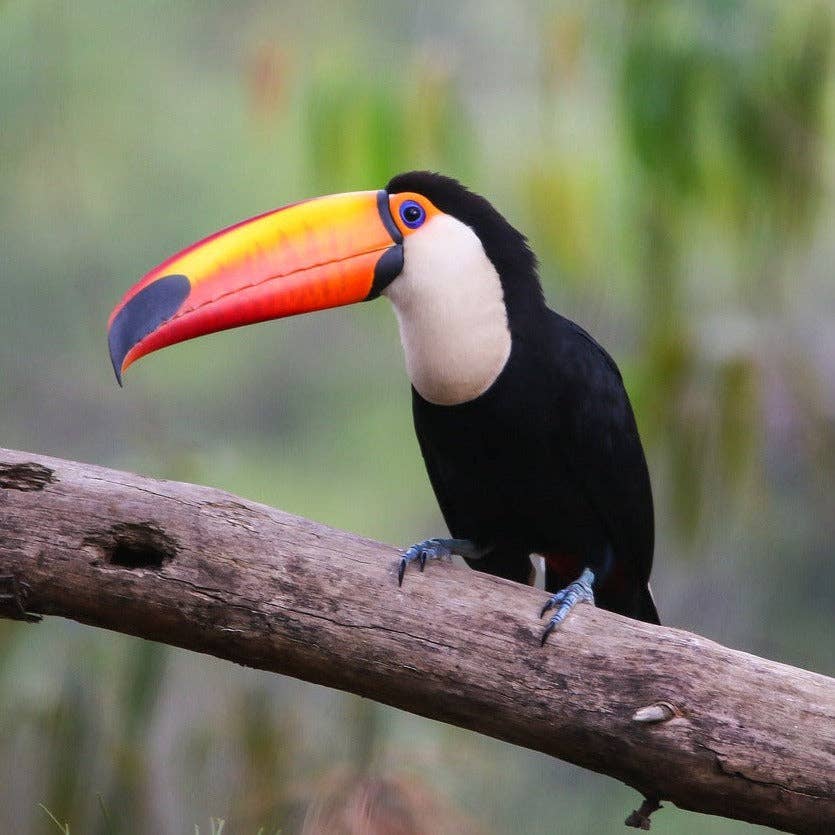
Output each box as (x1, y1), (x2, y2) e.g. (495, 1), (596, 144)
(399, 200), (426, 229)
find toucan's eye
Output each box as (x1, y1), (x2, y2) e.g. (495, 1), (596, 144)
(400, 200), (426, 229)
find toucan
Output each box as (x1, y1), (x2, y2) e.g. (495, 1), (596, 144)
(108, 171), (659, 642)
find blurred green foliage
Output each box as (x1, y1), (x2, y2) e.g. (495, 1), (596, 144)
(1, 1), (833, 833)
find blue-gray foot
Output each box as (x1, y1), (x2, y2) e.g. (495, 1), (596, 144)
(540, 567), (596, 645)
(398, 538), (485, 586)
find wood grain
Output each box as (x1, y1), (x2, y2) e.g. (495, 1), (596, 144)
(0, 447), (833, 833)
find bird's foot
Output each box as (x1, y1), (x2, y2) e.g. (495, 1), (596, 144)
(398, 538), (483, 586)
(540, 567), (595, 645)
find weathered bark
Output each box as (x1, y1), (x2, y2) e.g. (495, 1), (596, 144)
(0, 447), (833, 833)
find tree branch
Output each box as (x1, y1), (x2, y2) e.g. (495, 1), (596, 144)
(0, 447), (832, 833)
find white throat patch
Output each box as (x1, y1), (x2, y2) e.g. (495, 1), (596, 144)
(383, 213), (511, 406)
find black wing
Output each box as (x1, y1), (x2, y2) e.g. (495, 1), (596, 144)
(545, 312), (655, 597)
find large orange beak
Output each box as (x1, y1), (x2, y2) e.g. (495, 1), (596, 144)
(107, 190), (403, 383)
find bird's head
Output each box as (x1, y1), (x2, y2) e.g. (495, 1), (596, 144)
(108, 172), (542, 400)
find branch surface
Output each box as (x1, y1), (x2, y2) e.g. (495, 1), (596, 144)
(0, 448), (833, 833)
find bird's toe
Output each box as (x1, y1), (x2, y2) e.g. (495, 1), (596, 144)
(398, 538), (455, 586)
(540, 568), (596, 644)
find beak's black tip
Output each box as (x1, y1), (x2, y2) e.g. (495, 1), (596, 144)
(106, 273), (190, 389)
(107, 335), (124, 386)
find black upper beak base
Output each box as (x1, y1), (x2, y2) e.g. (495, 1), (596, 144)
(366, 190), (404, 299)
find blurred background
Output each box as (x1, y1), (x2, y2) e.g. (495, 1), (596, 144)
(1, 0), (833, 832)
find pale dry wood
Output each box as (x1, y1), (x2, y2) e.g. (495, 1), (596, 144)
(0, 447), (833, 833)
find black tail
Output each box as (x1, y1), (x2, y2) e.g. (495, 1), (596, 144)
(637, 585), (661, 625)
